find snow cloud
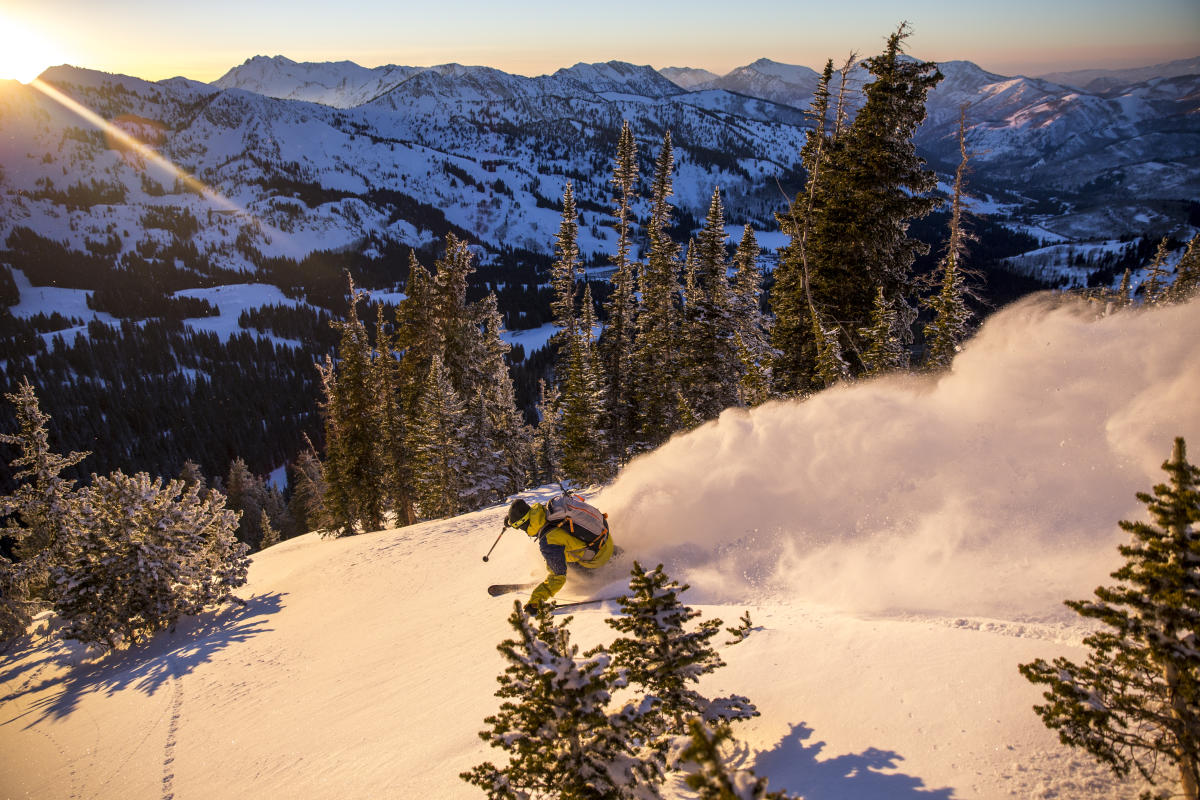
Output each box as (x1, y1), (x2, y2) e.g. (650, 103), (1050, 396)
(596, 294), (1200, 619)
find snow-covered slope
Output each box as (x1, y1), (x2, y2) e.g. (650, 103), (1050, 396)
(2, 294), (1196, 799)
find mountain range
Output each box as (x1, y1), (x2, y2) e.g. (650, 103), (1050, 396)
(0, 51), (1194, 288)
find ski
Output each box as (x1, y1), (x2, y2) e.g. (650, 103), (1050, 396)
(488, 581), (540, 597)
(552, 595), (624, 612)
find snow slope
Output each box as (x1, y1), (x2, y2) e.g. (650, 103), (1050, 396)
(3, 295), (1198, 799)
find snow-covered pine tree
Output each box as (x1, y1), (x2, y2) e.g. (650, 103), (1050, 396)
(470, 294), (533, 502)
(923, 106), (978, 372)
(1142, 237), (1172, 306)
(224, 457), (266, 550)
(0, 378), (89, 638)
(551, 180), (581, 348)
(374, 303), (416, 526)
(560, 284), (609, 486)
(532, 379), (564, 486)
(600, 120), (641, 464)
(633, 131), (685, 449)
(1019, 436), (1200, 800)
(434, 235), (480, 398)
(258, 509), (280, 550)
(678, 719), (786, 800)
(801, 24), (942, 377)
(608, 562), (758, 739)
(318, 275), (385, 536)
(407, 354), (468, 519)
(0, 378), (88, 569)
(683, 188), (739, 421)
(462, 602), (658, 799)
(1168, 234), (1200, 303)
(287, 438), (327, 535)
(51, 471), (248, 649)
(731, 225), (772, 408)
(859, 287), (909, 377)
(770, 60), (835, 395)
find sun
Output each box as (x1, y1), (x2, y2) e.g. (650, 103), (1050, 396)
(0, 13), (64, 83)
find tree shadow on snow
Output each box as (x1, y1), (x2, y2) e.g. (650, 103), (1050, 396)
(2, 592), (286, 726)
(755, 722), (956, 800)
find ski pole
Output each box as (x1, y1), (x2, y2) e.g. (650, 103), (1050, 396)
(482, 522), (508, 562)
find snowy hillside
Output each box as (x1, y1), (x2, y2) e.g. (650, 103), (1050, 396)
(2, 294), (1196, 799)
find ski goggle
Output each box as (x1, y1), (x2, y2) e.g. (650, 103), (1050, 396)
(512, 514), (531, 532)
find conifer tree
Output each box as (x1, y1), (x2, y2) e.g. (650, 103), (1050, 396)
(1142, 237), (1172, 306)
(0, 378), (89, 636)
(1168, 234), (1200, 303)
(471, 294), (533, 501)
(287, 438), (327, 534)
(407, 355), (468, 519)
(51, 471), (248, 649)
(795, 25), (942, 379)
(551, 180), (581, 347)
(560, 284), (608, 486)
(532, 379), (564, 485)
(633, 131), (685, 448)
(860, 287), (909, 376)
(462, 602), (656, 799)
(258, 509), (280, 550)
(1019, 437), (1200, 800)
(601, 120), (641, 463)
(730, 225), (772, 407)
(608, 563), (758, 736)
(923, 106), (977, 371)
(679, 719), (786, 800)
(683, 188), (739, 420)
(224, 457), (266, 550)
(771, 60), (835, 395)
(434, 235), (480, 398)
(374, 303), (416, 526)
(318, 276), (385, 536)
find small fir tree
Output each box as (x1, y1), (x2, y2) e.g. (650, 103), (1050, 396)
(1019, 437), (1200, 799)
(923, 106), (978, 371)
(532, 379), (564, 485)
(287, 438), (327, 534)
(633, 131), (685, 449)
(682, 188), (739, 420)
(407, 355), (468, 519)
(560, 283), (609, 486)
(600, 120), (641, 463)
(374, 303), (417, 526)
(0, 378), (89, 574)
(608, 563), (758, 736)
(860, 287), (909, 377)
(678, 719), (786, 800)
(462, 602), (656, 799)
(258, 509), (280, 550)
(1168, 234), (1200, 303)
(730, 225), (772, 407)
(551, 180), (581, 347)
(52, 471), (248, 649)
(318, 275), (385, 536)
(1142, 237), (1172, 306)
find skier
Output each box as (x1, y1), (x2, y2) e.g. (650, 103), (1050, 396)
(506, 497), (615, 612)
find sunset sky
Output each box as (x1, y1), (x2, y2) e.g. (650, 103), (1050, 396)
(1, 0), (1197, 84)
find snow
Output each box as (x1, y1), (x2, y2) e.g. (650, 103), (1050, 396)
(3, 295), (1197, 799)
(174, 283), (305, 346)
(500, 322), (555, 353)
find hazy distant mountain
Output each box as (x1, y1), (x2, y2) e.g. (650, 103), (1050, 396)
(659, 66), (720, 90)
(1037, 56), (1200, 94)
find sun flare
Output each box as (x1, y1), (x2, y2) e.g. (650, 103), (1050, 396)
(0, 13), (64, 83)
